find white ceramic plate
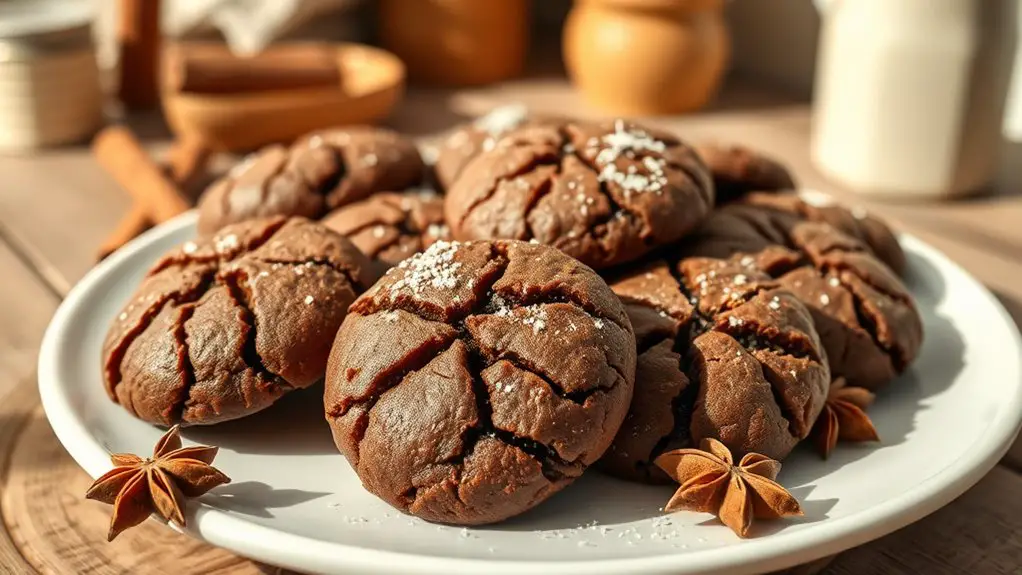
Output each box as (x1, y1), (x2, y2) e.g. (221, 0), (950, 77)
(40, 211), (1022, 575)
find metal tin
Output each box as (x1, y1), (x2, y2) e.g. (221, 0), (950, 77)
(0, 0), (102, 152)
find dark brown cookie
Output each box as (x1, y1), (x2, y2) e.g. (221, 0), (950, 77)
(695, 142), (796, 204)
(325, 239), (636, 525)
(433, 107), (566, 192)
(102, 217), (376, 426)
(445, 119), (714, 270)
(320, 188), (449, 271)
(685, 204), (923, 390)
(738, 192), (907, 276)
(599, 256), (830, 483)
(196, 127), (424, 235)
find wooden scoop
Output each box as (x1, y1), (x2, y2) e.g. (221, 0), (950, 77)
(161, 42), (405, 152)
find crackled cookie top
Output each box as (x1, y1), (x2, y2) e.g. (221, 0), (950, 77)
(320, 188), (449, 270)
(432, 106), (562, 192)
(444, 119), (714, 270)
(695, 143), (796, 204)
(687, 203), (922, 389)
(600, 256), (830, 483)
(197, 127), (424, 235)
(732, 192), (907, 276)
(102, 217), (375, 426)
(325, 240), (636, 525)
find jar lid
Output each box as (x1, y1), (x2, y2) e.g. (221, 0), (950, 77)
(0, 0), (93, 55)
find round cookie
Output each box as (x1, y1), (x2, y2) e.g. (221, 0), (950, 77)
(325, 239), (636, 525)
(738, 192), (907, 276)
(686, 204), (923, 390)
(695, 142), (796, 204)
(196, 127), (424, 235)
(432, 105), (560, 192)
(102, 217), (376, 426)
(600, 256), (830, 483)
(320, 188), (449, 271)
(445, 119), (714, 270)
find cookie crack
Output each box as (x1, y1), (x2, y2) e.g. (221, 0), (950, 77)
(219, 269), (291, 387)
(312, 144), (348, 199)
(714, 320), (819, 363)
(105, 270), (216, 396)
(821, 261), (914, 307)
(643, 358), (698, 479)
(483, 286), (629, 337)
(485, 352), (599, 405)
(663, 150), (714, 207)
(250, 256), (363, 291)
(457, 344), (583, 483)
(571, 151), (644, 250)
(151, 218), (290, 274)
(326, 336), (459, 419)
(711, 333), (802, 440)
(168, 303), (200, 424)
(844, 281), (905, 370)
(455, 150), (561, 229)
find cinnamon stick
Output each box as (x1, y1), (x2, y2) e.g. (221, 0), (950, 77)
(96, 206), (151, 261)
(92, 126), (190, 223)
(164, 42), (342, 94)
(117, 0), (161, 108)
(167, 137), (212, 194)
(95, 136), (211, 261)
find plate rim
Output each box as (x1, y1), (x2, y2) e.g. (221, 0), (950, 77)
(37, 211), (1022, 575)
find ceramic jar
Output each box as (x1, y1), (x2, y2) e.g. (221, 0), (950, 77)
(378, 0), (528, 86)
(563, 0), (730, 115)
(812, 0), (1016, 199)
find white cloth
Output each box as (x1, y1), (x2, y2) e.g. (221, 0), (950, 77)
(95, 0), (363, 67)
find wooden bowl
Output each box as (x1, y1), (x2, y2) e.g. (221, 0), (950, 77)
(161, 43), (405, 152)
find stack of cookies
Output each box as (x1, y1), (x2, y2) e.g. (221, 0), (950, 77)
(102, 108), (923, 527)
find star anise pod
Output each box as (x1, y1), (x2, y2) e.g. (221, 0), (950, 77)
(654, 438), (802, 538)
(85, 425), (231, 541)
(811, 377), (880, 459)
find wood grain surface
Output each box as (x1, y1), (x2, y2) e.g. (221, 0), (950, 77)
(0, 76), (1019, 574)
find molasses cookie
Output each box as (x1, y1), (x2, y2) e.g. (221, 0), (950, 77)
(325, 239), (636, 525)
(432, 105), (560, 192)
(320, 187), (449, 271)
(196, 127), (424, 235)
(445, 119), (714, 270)
(687, 204), (922, 390)
(600, 256), (830, 483)
(695, 142), (796, 204)
(103, 217), (376, 426)
(738, 192), (907, 276)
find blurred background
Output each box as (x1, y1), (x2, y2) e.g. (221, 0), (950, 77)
(0, 0), (1020, 386)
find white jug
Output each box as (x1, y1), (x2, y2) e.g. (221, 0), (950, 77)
(811, 0), (1017, 199)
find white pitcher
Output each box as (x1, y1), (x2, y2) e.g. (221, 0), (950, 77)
(811, 0), (1017, 199)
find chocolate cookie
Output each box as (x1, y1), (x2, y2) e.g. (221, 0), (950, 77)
(686, 204), (923, 390)
(325, 239), (636, 525)
(103, 217), (376, 426)
(445, 119), (714, 270)
(320, 188), (449, 271)
(738, 192), (907, 276)
(432, 105), (560, 192)
(599, 256), (829, 483)
(196, 127), (424, 235)
(695, 143), (796, 204)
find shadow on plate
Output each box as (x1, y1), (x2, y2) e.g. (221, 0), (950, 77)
(183, 386), (338, 457)
(798, 247), (966, 475)
(200, 480), (332, 519)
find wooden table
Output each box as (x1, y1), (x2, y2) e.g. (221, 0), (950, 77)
(1, 77), (1020, 574)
